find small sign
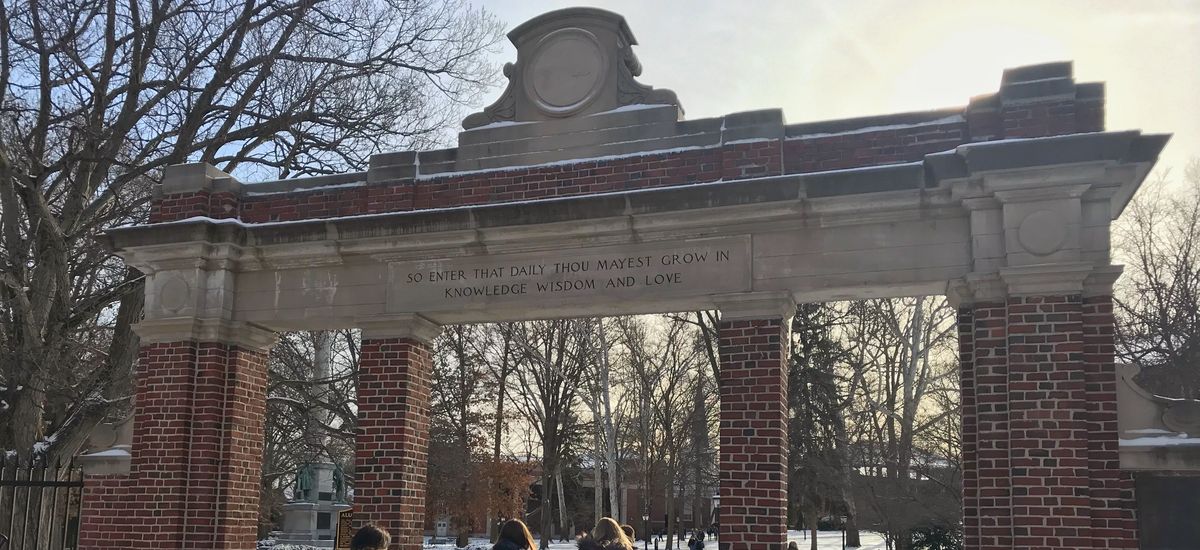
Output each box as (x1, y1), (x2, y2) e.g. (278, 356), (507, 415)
(334, 509), (354, 550)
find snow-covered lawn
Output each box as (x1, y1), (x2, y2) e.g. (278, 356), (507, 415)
(420, 531), (887, 550)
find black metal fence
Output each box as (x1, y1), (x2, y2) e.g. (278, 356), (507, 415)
(0, 456), (83, 550)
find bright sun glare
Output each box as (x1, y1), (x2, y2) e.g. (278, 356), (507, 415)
(888, 24), (1071, 112)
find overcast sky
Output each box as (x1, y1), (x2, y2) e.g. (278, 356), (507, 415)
(472, 0), (1200, 174)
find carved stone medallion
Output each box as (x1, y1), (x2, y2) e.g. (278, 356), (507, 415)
(523, 28), (608, 117)
(1017, 209), (1067, 256)
(158, 274), (191, 314)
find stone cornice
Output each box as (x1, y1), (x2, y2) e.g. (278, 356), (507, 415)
(946, 273), (1008, 308)
(999, 262), (1096, 296)
(133, 317), (278, 350)
(1083, 264), (1124, 297)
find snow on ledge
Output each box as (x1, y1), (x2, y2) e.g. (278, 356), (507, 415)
(243, 180), (367, 196)
(463, 119), (535, 131)
(413, 143), (713, 181)
(1120, 434), (1200, 447)
(787, 114), (966, 139)
(83, 448), (132, 458)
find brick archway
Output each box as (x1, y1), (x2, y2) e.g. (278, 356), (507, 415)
(80, 8), (1164, 550)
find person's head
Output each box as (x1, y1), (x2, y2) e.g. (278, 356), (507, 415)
(593, 517), (632, 546)
(620, 524), (635, 540)
(787, 542), (800, 550)
(350, 524), (391, 550)
(499, 518), (536, 549)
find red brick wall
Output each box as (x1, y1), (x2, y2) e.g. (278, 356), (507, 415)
(79, 341), (269, 550)
(960, 303), (1004, 548)
(79, 475), (135, 549)
(717, 318), (788, 550)
(357, 337), (434, 550)
(784, 120), (967, 173)
(1081, 296), (1137, 548)
(1006, 295), (1091, 548)
(959, 295), (1136, 550)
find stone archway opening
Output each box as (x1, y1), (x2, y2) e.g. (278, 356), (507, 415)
(80, 7), (1165, 550)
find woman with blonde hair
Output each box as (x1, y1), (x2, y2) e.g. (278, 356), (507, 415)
(577, 517), (634, 550)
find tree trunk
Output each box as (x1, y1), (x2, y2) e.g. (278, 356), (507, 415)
(665, 471), (676, 550)
(597, 320), (621, 521)
(541, 462), (553, 549)
(490, 329), (513, 542)
(690, 374), (707, 530)
(556, 462), (569, 541)
(594, 428), (604, 523)
(808, 511), (819, 550)
(833, 406), (861, 547)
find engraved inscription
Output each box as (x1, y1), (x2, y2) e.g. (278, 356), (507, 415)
(386, 237), (750, 312)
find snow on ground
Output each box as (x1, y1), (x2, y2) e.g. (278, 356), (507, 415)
(419, 531), (887, 550)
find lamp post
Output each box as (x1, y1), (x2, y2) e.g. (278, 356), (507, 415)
(642, 514), (650, 550)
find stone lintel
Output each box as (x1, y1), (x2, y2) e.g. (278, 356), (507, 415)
(713, 291), (796, 322)
(357, 314), (442, 343)
(133, 317), (278, 351)
(999, 262), (1095, 296)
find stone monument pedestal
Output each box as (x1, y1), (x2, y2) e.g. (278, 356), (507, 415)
(275, 463), (350, 546)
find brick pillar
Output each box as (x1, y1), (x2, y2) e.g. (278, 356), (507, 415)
(356, 316), (441, 550)
(1006, 295), (1092, 547)
(959, 300), (1012, 549)
(955, 272), (1137, 550)
(79, 321), (276, 550)
(1081, 294), (1138, 547)
(715, 293), (793, 550)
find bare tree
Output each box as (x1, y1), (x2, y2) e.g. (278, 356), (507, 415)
(841, 297), (959, 550)
(428, 324), (493, 535)
(615, 315), (709, 548)
(0, 0), (503, 475)
(509, 319), (591, 548)
(1115, 160), (1200, 398)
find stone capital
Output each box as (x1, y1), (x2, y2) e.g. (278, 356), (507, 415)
(946, 273), (1007, 308)
(77, 446), (132, 476)
(713, 291), (796, 321)
(1083, 264), (1124, 297)
(357, 314), (442, 343)
(999, 262), (1095, 297)
(133, 317), (278, 351)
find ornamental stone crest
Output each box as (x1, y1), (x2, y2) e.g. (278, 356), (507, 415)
(462, 7), (682, 129)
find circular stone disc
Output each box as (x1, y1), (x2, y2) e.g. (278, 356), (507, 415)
(525, 29), (607, 116)
(1017, 209), (1067, 256)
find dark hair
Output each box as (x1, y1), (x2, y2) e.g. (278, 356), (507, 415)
(499, 518), (536, 549)
(620, 524), (635, 540)
(350, 524), (391, 550)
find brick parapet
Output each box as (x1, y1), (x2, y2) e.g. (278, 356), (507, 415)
(717, 317), (789, 550)
(356, 337), (434, 550)
(146, 61), (1104, 224)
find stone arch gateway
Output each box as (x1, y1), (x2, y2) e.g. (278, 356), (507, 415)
(79, 8), (1166, 550)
